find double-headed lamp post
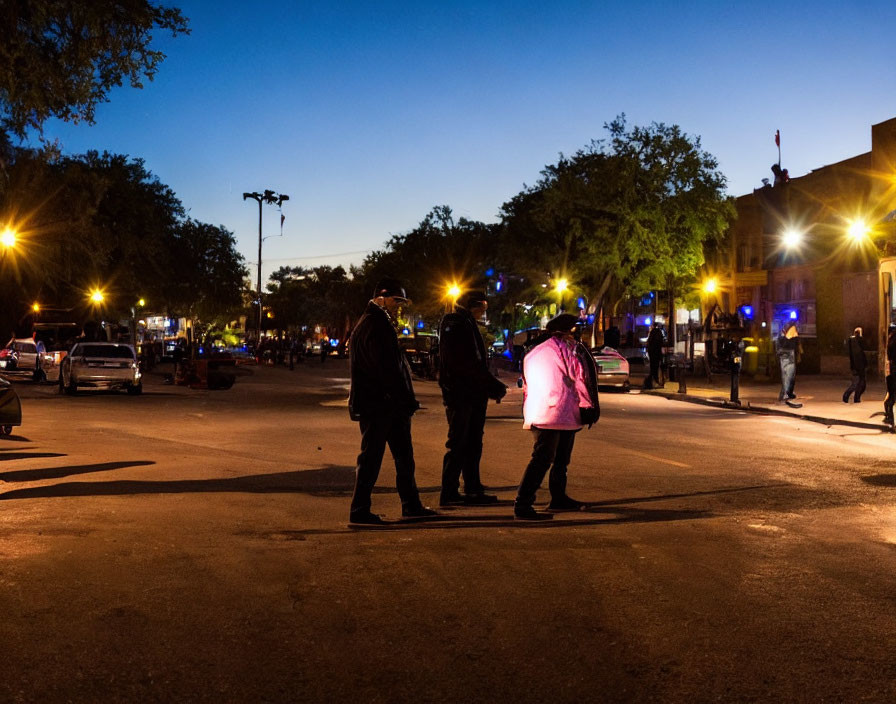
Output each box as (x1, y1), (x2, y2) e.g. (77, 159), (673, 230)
(243, 190), (289, 345)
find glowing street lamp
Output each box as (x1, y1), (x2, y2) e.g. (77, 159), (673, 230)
(846, 218), (871, 243)
(31, 303), (40, 313)
(703, 278), (718, 294)
(90, 289), (105, 304)
(554, 278), (569, 294)
(782, 227), (803, 249)
(0, 227), (15, 249)
(446, 284), (461, 299)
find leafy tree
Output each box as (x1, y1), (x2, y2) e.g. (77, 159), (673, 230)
(360, 205), (500, 325)
(167, 219), (248, 323)
(0, 0), (189, 140)
(500, 116), (735, 335)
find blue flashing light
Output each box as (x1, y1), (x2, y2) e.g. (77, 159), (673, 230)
(485, 267), (495, 277)
(789, 310), (798, 320)
(198, 346), (204, 355)
(402, 327), (410, 335)
(645, 317), (652, 326)
(586, 314), (595, 324)
(577, 297), (586, 310)
(416, 320), (425, 329)
(329, 339), (339, 347)
(496, 280), (503, 292)
(741, 305), (754, 319)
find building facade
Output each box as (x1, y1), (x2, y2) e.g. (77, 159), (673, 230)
(720, 117), (896, 375)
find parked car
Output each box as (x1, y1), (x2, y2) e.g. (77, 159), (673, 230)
(58, 342), (142, 395)
(591, 346), (631, 391)
(0, 338), (50, 381)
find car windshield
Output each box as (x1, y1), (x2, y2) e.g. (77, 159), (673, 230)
(75, 345), (134, 359)
(13, 342), (36, 353)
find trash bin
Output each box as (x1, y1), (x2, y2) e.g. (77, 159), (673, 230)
(743, 339), (759, 376)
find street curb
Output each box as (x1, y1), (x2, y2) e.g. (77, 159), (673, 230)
(642, 389), (894, 433)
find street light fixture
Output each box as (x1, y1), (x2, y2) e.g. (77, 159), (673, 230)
(846, 218), (871, 243)
(243, 190), (289, 345)
(782, 227), (803, 249)
(1, 227), (15, 249)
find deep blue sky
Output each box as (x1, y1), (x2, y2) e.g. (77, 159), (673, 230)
(35, 1), (896, 284)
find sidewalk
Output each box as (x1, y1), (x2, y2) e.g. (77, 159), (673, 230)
(639, 372), (894, 432)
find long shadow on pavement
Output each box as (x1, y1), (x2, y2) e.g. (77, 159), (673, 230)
(0, 460), (155, 482)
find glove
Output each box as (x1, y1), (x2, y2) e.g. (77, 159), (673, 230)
(492, 383), (508, 403)
(579, 406), (599, 428)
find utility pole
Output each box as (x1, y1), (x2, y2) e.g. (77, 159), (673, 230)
(242, 190), (289, 346)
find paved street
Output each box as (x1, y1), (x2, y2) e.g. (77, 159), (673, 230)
(2, 361), (896, 702)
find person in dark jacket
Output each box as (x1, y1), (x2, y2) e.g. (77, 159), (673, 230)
(438, 291), (507, 506)
(646, 322), (665, 388)
(884, 325), (896, 425)
(347, 278), (436, 525)
(842, 327), (867, 403)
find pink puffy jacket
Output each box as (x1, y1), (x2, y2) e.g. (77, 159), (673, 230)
(522, 335), (594, 430)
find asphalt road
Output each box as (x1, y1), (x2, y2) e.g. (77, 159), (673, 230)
(2, 360), (896, 703)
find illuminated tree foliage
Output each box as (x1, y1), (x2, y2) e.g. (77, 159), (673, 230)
(500, 116), (734, 319)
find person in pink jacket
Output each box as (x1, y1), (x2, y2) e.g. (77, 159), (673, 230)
(514, 313), (599, 520)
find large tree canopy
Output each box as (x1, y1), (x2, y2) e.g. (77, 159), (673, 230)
(0, 0), (189, 140)
(361, 205), (500, 323)
(500, 116), (735, 318)
(0, 148), (245, 334)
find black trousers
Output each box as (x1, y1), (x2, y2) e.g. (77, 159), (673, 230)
(843, 368), (866, 402)
(441, 397), (488, 495)
(516, 428), (577, 507)
(350, 409), (421, 514)
(884, 374), (896, 418)
(649, 356), (662, 386)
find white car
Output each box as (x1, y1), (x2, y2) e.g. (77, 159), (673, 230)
(591, 346), (631, 391)
(0, 338), (50, 381)
(59, 342), (142, 395)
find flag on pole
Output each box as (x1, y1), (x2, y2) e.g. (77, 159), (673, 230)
(775, 129), (780, 147)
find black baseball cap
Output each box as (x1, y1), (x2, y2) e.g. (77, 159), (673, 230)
(546, 313), (582, 332)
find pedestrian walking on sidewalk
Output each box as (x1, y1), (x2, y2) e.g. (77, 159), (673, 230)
(514, 314), (599, 521)
(884, 325), (896, 424)
(842, 327), (867, 403)
(437, 291), (507, 507)
(347, 278), (436, 525)
(646, 322), (665, 389)
(776, 323), (802, 408)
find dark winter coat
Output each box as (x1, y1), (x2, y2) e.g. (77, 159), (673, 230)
(847, 335), (867, 372)
(646, 327), (664, 356)
(348, 301), (418, 421)
(438, 306), (506, 404)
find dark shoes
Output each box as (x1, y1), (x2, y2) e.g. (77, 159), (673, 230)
(349, 510), (386, 526)
(401, 505), (438, 518)
(513, 505), (553, 521)
(548, 496), (586, 512)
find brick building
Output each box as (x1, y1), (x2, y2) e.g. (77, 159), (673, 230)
(718, 117), (896, 375)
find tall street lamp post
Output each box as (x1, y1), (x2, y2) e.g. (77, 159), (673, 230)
(243, 190), (289, 345)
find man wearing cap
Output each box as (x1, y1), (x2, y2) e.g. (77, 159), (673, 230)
(347, 277), (436, 525)
(437, 290), (507, 506)
(514, 313), (599, 520)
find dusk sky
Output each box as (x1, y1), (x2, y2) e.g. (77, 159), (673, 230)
(34, 1), (896, 285)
